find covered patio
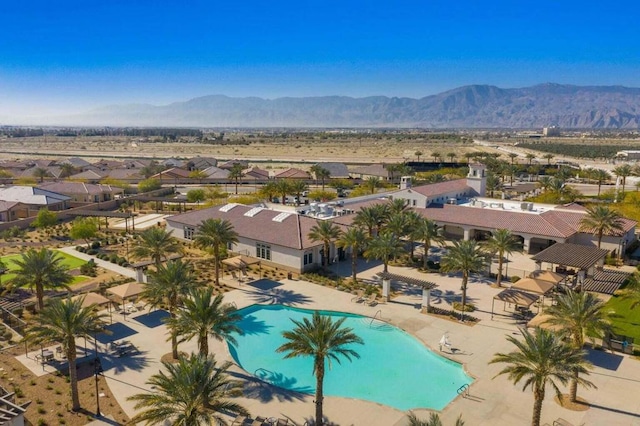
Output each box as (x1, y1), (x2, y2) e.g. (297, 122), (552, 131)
(491, 288), (539, 320)
(375, 271), (438, 308)
(106, 282), (145, 320)
(532, 243), (609, 285)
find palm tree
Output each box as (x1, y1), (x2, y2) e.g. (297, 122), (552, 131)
(413, 218), (445, 269)
(128, 353), (248, 425)
(194, 218), (239, 285)
(59, 163), (77, 179)
(228, 163), (244, 195)
(613, 164), (632, 195)
(490, 328), (595, 426)
(32, 167), (50, 183)
(362, 176), (382, 194)
(485, 172), (502, 197)
(484, 229), (521, 287)
(145, 259), (198, 359)
(463, 152), (474, 164)
(543, 290), (609, 402)
(289, 179), (308, 206)
(415, 151), (423, 162)
(273, 179), (292, 204)
(27, 298), (106, 411)
(578, 205), (624, 248)
(384, 212), (410, 241)
(259, 180), (279, 202)
(354, 204), (388, 237)
(10, 248), (73, 311)
(537, 176), (552, 192)
(592, 169), (611, 196)
(407, 412), (464, 426)
(432, 152), (441, 163)
(508, 152), (518, 164)
(168, 287), (242, 357)
(525, 153), (536, 165)
(364, 231), (405, 273)
(336, 227), (368, 282)
(308, 220), (343, 268)
(277, 311), (363, 426)
(542, 153), (555, 165)
(447, 152), (457, 163)
(440, 240), (487, 321)
(131, 227), (182, 267)
(311, 165), (331, 190)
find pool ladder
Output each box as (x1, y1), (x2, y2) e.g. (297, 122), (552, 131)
(457, 383), (470, 398)
(370, 310), (382, 326)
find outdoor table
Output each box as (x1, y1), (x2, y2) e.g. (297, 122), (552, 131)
(38, 349), (55, 363)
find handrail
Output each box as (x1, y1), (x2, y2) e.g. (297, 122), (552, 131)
(370, 310), (382, 326)
(230, 301), (238, 309)
(457, 383), (470, 397)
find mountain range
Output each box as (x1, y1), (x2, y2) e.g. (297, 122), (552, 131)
(24, 83), (640, 128)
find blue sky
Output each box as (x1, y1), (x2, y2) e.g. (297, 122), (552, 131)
(1, 0), (639, 117)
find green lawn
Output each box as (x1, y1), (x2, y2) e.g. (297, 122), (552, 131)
(604, 294), (640, 342)
(1, 251), (88, 284)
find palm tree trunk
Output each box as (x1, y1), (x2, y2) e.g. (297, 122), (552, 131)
(569, 372), (579, 402)
(383, 260), (388, 273)
(597, 231), (603, 249)
(36, 282), (45, 311)
(170, 307), (179, 359)
(68, 338), (80, 411)
(460, 274), (468, 322)
(532, 389), (544, 426)
(351, 253), (357, 283)
(497, 255), (504, 287)
(315, 358), (325, 426)
(214, 246), (220, 285)
(324, 242), (330, 268)
(199, 332), (208, 357)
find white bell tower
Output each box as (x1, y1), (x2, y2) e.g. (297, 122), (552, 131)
(466, 163), (487, 196)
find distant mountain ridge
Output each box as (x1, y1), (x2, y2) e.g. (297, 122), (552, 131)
(51, 83), (640, 128)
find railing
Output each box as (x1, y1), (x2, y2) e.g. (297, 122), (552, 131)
(370, 310), (382, 326)
(457, 383), (470, 398)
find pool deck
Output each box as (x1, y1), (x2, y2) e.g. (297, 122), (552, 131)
(22, 250), (640, 425)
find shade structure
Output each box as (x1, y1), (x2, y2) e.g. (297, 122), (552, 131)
(511, 278), (556, 295)
(222, 255), (261, 270)
(106, 282), (145, 301)
(71, 292), (110, 308)
(528, 270), (565, 284)
(491, 288), (540, 320)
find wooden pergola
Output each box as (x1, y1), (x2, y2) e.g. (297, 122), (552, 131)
(376, 272), (438, 308)
(68, 210), (136, 232)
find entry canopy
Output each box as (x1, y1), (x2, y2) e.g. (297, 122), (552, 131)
(511, 278), (556, 295)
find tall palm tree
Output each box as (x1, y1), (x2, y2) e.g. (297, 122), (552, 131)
(413, 218), (445, 269)
(440, 240), (487, 321)
(384, 212), (410, 241)
(228, 163), (244, 195)
(194, 218), (239, 285)
(131, 227), (182, 267)
(578, 205), (624, 248)
(27, 298), (106, 411)
(273, 179), (292, 204)
(10, 248), (73, 311)
(490, 328), (595, 426)
(415, 151), (423, 162)
(354, 204), (388, 237)
(403, 210), (423, 259)
(289, 180), (308, 206)
(59, 163), (77, 179)
(620, 272), (640, 309)
(508, 152), (518, 164)
(259, 180), (279, 202)
(542, 153), (555, 165)
(32, 167), (50, 183)
(128, 353), (248, 425)
(277, 311), (363, 426)
(543, 290), (609, 402)
(308, 220), (343, 268)
(362, 176), (382, 194)
(311, 165), (331, 191)
(168, 287), (242, 357)
(407, 412), (465, 426)
(145, 259), (198, 359)
(432, 152), (441, 163)
(485, 172), (502, 197)
(364, 231), (405, 273)
(592, 169), (611, 196)
(613, 163), (632, 195)
(484, 229), (521, 287)
(336, 227), (368, 282)
(525, 153), (536, 165)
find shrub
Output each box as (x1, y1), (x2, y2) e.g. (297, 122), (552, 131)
(87, 248), (98, 256)
(453, 302), (476, 312)
(75, 246), (86, 253)
(510, 276), (521, 283)
(80, 259), (98, 277)
(109, 254), (118, 263)
(91, 241), (101, 249)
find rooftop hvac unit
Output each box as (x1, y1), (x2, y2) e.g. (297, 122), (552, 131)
(310, 202), (318, 213)
(319, 203), (329, 214)
(520, 202), (528, 210)
(528, 203), (534, 211)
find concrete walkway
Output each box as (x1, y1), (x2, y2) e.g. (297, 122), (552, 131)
(58, 246), (137, 279)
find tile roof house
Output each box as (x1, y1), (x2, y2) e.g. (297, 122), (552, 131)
(314, 162), (350, 179)
(243, 167), (270, 180)
(0, 186), (71, 212)
(350, 164), (392, 180)
(274, 168), (310, 179)
(187, 157), (218, 171)
(166, 203), (343, 273)
(0, 200), (26, 222)
(38, 182), (124, 203)
(202, 166), (230, 179)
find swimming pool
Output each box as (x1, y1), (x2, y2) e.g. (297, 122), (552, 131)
(228, 304), (473, 411)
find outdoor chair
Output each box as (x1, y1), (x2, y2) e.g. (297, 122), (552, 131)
(552, 419), (574, 426)
(241, 270), (252, 281)
(365, 294), (378, 306)
(231, 415), (247, 426)
(351, 290), (365, 303)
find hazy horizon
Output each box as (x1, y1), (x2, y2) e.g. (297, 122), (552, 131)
(2, 1), (640, 121)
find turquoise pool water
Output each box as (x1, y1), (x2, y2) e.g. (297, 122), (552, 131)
(228, 304), (473, 411)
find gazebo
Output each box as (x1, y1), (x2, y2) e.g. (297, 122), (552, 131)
(511, 278), (556, 295)
(375, 272), (437, 308)
(491, 288), (539, 319)
(106, 282), (145, 317)
(71, 292), (110, 309)
(531, 243), (608, 284)
(528, 270), (566, 284)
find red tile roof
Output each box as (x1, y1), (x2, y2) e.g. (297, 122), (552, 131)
(274, 168), (310, 179)
(166, 204), (329, 250)
(403, 179), (472, 197)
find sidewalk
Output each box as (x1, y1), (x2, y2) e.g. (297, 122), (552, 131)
(58, 246), (137, 279)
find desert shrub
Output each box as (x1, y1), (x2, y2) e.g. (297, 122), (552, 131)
(80, 259), (98, 277)
(87, 248), (98, 256)
(91, 241), (101, 249)
(510, 275), (521, 283)
(453, 302), (476, 312)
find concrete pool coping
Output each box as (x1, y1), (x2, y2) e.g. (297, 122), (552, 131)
(64, 270), (640, 426)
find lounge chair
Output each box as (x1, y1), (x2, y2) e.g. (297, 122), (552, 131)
(276, 419), (289, 426)
(231, 271), (243, 282)
(552, 419), (573, 426)
(231, 415), (247, 425)
(351, 290), (365, 303)
(364, 294), (378, 306)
